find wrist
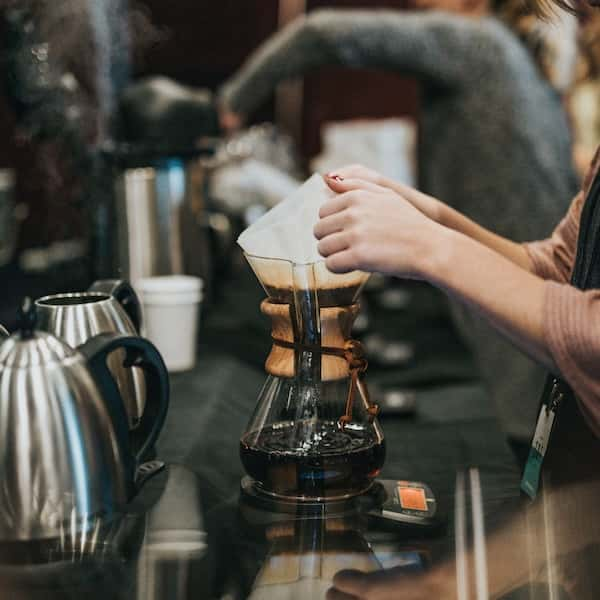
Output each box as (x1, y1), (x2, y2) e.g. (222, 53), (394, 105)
(417, 223), (459, 284)
(383, 177), (445, 225)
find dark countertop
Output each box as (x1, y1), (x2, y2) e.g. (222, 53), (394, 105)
(0, 264), (552, 599)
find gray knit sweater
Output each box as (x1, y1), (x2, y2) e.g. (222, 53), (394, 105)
(220, 9), (580, 441)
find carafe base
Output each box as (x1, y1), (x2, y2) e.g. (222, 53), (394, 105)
(239, 476), (385, 519)
(250, 479), (374, 503)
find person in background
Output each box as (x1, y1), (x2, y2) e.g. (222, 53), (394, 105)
(568, 11), (600, 176)
(494, 0), (579, 95)
(219, 2), (579, 459)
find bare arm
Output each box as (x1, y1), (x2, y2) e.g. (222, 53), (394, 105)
(330, 166), (535, 272)
(438, 202), (534, 272)
(385, 173), (535, 272)
(315, 175), (555, 371)
(428, 225), (552, 370)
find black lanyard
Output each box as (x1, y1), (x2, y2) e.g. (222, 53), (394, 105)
(521, 175), (600, 498)
(572, 173), (600, 290)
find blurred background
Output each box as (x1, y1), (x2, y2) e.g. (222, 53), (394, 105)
(3, 0), (600, 285)
(0, 0), (418, 292)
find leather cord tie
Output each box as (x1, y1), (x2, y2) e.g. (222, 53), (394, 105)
(271, 337), (380, 429)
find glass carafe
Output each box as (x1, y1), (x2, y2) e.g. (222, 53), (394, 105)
(240, 256), (385, 501)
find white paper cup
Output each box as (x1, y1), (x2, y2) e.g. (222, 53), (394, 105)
(136, 276), (203, 372)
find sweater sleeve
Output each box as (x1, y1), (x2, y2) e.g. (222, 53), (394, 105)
(544, 282), (600, 437)
(535, 150), (600, 436)
(523, 192), (584, 283)
(219, 10), (498, 115)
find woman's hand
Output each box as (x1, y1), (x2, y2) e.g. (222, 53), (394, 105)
(327, 565), (456, 600)
(326, 165), (444, 224)
(314, 174), (444, 276)
(323, 167), (535, 275)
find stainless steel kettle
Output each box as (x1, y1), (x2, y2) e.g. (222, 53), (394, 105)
(0, 299), (169, 541)
(35, 279), (156, 458)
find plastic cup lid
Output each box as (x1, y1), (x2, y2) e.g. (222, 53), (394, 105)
(136, 275), (204, 294)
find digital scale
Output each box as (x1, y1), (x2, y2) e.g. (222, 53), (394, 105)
(240, 476), (442, 533)
(367, 479), (441, 533)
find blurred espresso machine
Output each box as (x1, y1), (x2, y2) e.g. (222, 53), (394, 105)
(94, 77), (223, 300)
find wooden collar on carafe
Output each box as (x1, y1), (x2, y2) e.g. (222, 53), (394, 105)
(261, 299), (359, 380)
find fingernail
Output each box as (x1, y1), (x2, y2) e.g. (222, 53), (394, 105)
(327, 173), (344, 182)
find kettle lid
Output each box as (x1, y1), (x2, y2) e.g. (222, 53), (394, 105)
(0, 298), (76, 369)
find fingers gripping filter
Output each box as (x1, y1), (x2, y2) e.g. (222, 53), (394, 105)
(237, 174), (369, 299)
(238, 173), (332, 264)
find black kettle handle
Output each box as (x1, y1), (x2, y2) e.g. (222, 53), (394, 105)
(0, 325), (8, 338)
(79, 332), (170, 467)
(89, 280), (142, 334)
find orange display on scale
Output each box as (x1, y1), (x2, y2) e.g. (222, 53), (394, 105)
(398, 486), (428, 512)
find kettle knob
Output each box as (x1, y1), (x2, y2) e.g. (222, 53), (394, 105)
(17, 297), (37, 339)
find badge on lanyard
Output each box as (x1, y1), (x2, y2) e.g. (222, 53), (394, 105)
(521, 380), (565, 500)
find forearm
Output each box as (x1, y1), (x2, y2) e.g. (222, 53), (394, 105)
(423, 227), (554, 371)
(320, 173), (551, 368)
(439, 203), (535, 272)
(379, 175), (535, 272)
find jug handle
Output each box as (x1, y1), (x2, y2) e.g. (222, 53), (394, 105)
(89, 280), (142, 334)
(79, 332), (170, 467)
(0, 325), (8, 338)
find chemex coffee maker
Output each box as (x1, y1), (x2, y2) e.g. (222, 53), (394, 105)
(237, 175), (439, 529)
(240, 256), (385, 505)
(238, 254), (441, 536)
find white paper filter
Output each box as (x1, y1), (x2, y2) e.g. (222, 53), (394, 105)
(237, 173), (334, 264)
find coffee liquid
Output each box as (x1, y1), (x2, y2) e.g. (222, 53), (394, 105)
(262, 284), (361, 308)
(240, 420), (386, 499)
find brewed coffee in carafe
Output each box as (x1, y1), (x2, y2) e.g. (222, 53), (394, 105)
(240, 256), (385, 501)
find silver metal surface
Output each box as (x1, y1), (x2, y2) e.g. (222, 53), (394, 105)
(117, 168), (161, 283)
(0, 330), (74, 367)
(114, 160), (210, 284)
(35, 292), (145, 430)
(0, 332), (129, 541)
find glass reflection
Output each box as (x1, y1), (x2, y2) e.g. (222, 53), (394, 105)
(247, 517), (380, 600)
